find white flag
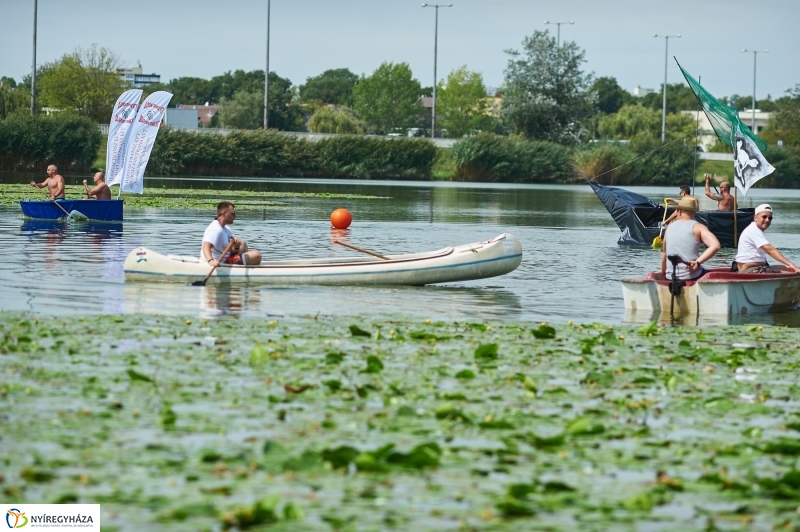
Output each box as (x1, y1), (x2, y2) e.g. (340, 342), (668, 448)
(733, 126), (775, 197)
(106, 89), (143, 186)
(119, 91), (173, 194)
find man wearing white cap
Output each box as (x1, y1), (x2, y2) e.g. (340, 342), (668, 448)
(661, 197), (720, 280)
(735, 204), (799, 273)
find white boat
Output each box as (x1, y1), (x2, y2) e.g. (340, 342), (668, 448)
(124, 234), (522, 285)
(622, 269), (800, 315)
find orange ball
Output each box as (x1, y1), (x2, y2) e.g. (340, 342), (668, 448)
(330, 208), (353, 229)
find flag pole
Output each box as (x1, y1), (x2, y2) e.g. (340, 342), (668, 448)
(733, 186), (738, 247)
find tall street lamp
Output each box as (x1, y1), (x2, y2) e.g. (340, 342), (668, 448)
(543, 20), (573, 48)
(31, 0), (37, 115)
(422, 3), (452, 139)
(653, 34), (680, 143)
(742, 49), (768, 132)
(264, 0), (271, 129)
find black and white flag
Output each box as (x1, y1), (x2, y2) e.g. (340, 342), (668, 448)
(733, 125), (774, 196)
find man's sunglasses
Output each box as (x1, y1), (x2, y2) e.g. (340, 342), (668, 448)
(759, 215), (773, 221)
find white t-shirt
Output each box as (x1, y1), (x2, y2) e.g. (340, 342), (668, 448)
(200, 220), (233, 261)
(735, 222), (769, 264)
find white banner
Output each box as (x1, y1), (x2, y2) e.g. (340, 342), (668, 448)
(733, 126), (775, 197)
(3, 504), (100, 530)
(119, 91), (173, 194)
(105, 89), (143, 186)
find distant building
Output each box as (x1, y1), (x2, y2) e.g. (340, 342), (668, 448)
(118, 66), (161, 88)
(631, 85), (654, 97)
(179, 104), (221, 126)
(163, 108), (198, 130)
(681, 109), (772, 149)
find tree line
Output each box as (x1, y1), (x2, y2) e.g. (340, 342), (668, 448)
(1, 34), (798, 150)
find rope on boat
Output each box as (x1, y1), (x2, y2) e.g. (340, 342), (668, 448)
(590, 129), (699, 182)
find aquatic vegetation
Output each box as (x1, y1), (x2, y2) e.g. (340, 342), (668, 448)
(1, 313), (800, 529)
(0, 183), (387, 209)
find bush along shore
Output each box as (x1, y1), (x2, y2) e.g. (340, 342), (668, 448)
(3, 119), (800, 186)
(3, 312), (800, 529)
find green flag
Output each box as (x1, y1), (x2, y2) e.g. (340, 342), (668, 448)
(677, 61), (767, 151)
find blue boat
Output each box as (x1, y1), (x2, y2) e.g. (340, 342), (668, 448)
(19, 199), (123, 221)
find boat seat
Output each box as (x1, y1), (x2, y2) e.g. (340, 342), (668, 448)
(167, 255), (200, 263)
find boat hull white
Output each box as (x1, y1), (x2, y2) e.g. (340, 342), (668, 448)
(124, 234), (522, 286)
(622, 269), (800, 315)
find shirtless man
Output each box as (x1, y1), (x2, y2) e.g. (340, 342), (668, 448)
(30, 164), (65, 200)
(704, 174), (735, 211)
(83, 171), (111, 200)
(663, 185), (698, 226)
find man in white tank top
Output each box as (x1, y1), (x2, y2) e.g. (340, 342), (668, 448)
(660, 198), (720, 280)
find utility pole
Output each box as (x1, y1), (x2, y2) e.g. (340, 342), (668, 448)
(544, 20), (573, 48)
(31, 0), (37, 115)
(742, 49), (768, 132)
(264, 0), (270, 129)
(653, 34), (680, 143)
(422, 3), (452, 139)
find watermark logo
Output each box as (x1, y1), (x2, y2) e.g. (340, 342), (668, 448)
(5, 508), (28, 529)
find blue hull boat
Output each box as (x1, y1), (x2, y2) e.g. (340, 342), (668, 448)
(19, 199), (123, 221)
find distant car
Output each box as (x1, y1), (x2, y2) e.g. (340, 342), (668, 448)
(386, 133), (402, 138)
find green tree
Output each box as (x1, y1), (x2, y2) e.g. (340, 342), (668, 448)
(636, 83), (698, 113)
(436, 66), (496, 138)
(763, 84), (800, 146)
(299, 68), (358, 106)
(501, 31), (596, 144)
(352, 62), (423, 134)
(0, 79), (30, 120)
(592, 76), (633, 114)
(160, 76), (212, 105)
(598, 104), (695, 141)
(36, 45), (128, 122)
(306, 106), (365, 134)
(212, 72), (301, 130)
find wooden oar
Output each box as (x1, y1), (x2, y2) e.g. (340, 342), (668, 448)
(34, 186), (88, 221)
(652, 199), (670, 247)
(193, 239), (237, 286)
(333, 240), (390, 260)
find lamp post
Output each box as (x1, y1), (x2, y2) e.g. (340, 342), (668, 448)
(653, 34), (680, 143)
(742, 49), (768, 132)
(264, 0), (270, 129)
(31, 0), (37, 115)
(543, 20), (573, 48)
(422, 3), (452, 139)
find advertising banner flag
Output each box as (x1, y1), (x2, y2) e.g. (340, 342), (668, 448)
(106, 89), (143, 186)
(119, 91), (173, 194)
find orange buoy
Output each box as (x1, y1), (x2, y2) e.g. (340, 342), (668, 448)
(330, 208), (353, 229)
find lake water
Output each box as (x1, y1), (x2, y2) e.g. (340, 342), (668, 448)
(3, 176), (800, 327)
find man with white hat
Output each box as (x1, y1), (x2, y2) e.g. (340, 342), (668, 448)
(735, 204), (799, 273)
(661, 197), (720, 280)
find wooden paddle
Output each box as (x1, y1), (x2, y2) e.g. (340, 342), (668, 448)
(193, 239), (237, 286)
(333, 240), (390, 260)
(652, 199), (670, 247)
(34, 185), (88, 221)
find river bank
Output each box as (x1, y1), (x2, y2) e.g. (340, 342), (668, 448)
(2, 312), (799, 530)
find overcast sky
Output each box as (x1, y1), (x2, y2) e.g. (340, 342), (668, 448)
(2, 0), (798, 101)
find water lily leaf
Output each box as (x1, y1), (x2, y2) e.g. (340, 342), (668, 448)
(386, 442), (442, 469)
(479, 419), (515, 430)
(741, 427), (763, 438)
(361, 355), (383, 373)
(126, 369), (153, 383)
(159, 402), (177, 428)
(282, 450), (324, 472)
(455, 369), (475, 379)
(220, 494), (280, 529)
(249, 344), (270, 367)
(637, 321), (658, 336)
(762, 438), (800, 456)
(324, 352), (344, 364)
(474, 343), (499, 359)
(323, 379), (342, 392)
(496, 497), (536, 517)
(349, 324), (371, 337)
(582, 370), (614, 387)
(321, 446), (359, 469)
(532, 325), (556, 339)
(565, 416), (604, 436)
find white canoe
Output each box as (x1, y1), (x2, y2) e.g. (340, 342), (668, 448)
(622, 268), (800, 315)
(124, 233), (522, 285)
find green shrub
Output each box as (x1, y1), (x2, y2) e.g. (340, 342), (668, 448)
(452, 133), (575, 182)
(574, 142), (635, 185)
(0, 114), (101, 172)
(629, 136), (696, 186)
(761, 146), (800, 188)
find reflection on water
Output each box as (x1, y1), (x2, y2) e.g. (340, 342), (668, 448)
(2, 177), (800, 326)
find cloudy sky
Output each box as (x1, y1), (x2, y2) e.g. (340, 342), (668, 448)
(2, 0), (798, 101)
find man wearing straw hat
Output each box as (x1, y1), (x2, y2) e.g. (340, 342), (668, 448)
(660, 197), (720, 280)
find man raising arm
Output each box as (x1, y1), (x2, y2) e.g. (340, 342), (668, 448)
(704, 174), (735, 211)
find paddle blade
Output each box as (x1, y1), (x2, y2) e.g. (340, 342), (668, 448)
(652, 236), (663, 248)
(191, 280), (207, 286)
(67, 210), (89, 221)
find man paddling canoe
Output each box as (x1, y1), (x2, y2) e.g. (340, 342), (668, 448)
(30, 164), (65, 200)
(734, 204), (799, 273)
(201, 201), (262, 267)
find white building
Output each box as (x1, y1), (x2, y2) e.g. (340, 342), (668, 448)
(631, 85), (654, 97)
(681, 109), (771, 149)
(117, 66), (161, 88)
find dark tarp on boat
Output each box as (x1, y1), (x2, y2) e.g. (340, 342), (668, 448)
(588, 180), (753, 248)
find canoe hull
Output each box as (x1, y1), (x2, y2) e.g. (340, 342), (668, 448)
(622, 269), (800, 315)
(124, 234), (523, 286)
(20, 199), (123, 221)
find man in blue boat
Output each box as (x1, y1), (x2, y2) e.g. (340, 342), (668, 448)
(661, 197), (720, 280)
(663, 185), (698, 226)
(734, 204), (799, 273)
(201, 201), (262, 267)
(30, 164), (65, 200)
(704, 174), (735, 211)
(83, 171), (111, 200)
